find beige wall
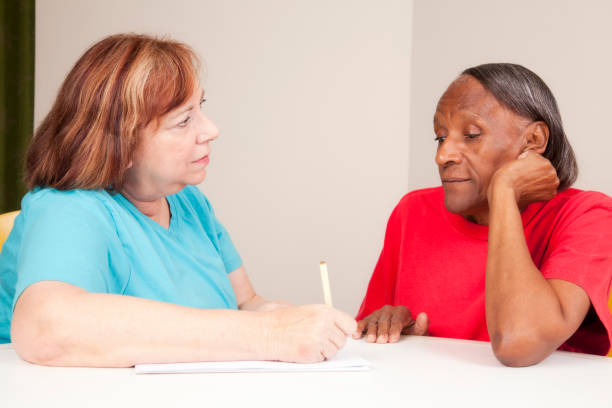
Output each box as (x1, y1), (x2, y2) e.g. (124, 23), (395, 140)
(38, 1), (608, 316)
(409, 0), (612, 196)
(35, 0), (414, 314)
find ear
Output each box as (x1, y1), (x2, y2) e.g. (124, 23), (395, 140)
(522, 121), (549, 155)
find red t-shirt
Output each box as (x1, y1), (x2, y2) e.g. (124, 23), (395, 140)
(357, 187), (612, 355)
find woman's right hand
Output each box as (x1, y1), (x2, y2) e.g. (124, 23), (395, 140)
(265, 305), (357, 363)
(353, 305), (429, 343)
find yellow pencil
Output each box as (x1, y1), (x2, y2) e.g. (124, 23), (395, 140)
(319, 261), (333, 307)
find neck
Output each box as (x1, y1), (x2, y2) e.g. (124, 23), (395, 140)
(465, 213), (488, 225)
(464, 201), (527, 226)
(120, 187), (170, 228)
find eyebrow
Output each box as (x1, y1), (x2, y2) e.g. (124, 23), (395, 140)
(172, 89), (206, 118)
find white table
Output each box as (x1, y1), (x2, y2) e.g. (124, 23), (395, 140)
(1, 336), (610, 407)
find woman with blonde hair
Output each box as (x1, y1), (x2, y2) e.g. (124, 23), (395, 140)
(0, 33), (356, 366)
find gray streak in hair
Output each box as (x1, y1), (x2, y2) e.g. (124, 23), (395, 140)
(462, 63), (578, 190)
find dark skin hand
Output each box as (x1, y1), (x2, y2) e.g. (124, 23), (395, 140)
(489, 149), (559, 206)
(353, 305), (429, 343)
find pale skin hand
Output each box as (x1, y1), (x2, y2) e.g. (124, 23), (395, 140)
(486, 150), (590, 367)
(270, 305), (357, 362)
(10, 266), (356, 367)
(230, 267), (356, 361)
(353, 305), (429, 343)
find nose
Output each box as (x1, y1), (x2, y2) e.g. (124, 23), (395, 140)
(435, 136), (463, 167)
(195, 110), (220, 144)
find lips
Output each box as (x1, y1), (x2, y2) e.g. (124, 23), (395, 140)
(441, 178), (470, 183)
(193, 154), (209, 165)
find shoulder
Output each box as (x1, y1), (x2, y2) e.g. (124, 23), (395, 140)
(20, 188), (117, 236)
(380, 187), (445, 228)
(395, 186), (444, 213)
(558, 188), (612, 207)
(549, 188), (612, 218)
(8, 189), (119, 269)
(23, 188), (114, 219)
(542, 188), (612, 241)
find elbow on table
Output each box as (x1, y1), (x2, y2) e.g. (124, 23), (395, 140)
(11, 303), (71, 366)
(490, 331), (553, 367)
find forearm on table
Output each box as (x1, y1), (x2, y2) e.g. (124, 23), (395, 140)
(11, 282), (274, 367)
(486, 186), (570, 364)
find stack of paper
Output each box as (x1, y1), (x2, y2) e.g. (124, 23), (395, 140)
(135, 349), (372, 374)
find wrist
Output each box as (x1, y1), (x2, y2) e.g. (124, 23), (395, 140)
(258, 309), (281, 360)
(488, 175), (518, 204)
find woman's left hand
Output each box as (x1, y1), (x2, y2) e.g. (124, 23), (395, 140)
(488, 150), (560, 206)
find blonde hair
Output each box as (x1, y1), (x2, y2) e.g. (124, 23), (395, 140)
(26, 33), (200, 190)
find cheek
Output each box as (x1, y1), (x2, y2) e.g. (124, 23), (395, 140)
(470, 137), (520, 184)
(158, 141), (194, 165)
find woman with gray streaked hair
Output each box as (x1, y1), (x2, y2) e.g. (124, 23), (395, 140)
(353, 63), (612, 366)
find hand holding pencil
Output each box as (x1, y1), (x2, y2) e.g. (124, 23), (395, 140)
(261, 261), (356, 362)
(265, 303), (356, 362)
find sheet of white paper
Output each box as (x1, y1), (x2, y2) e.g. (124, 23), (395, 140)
(135, 349), (372, 374)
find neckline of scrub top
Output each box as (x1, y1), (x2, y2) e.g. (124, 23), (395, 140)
(113, 192), (180, 234)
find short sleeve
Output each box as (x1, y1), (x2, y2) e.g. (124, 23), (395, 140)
(540, 202), (612, 288)
(540, 194), (612, 353)
(13, 191), (123, 308)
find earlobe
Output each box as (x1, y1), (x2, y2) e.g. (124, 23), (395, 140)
(523, 121), (549, 155)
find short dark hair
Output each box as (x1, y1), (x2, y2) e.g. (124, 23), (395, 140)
(462, 63), (577, 190)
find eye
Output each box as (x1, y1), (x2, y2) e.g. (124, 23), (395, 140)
(177, 115), (191, 128)
(434, 136), (446, 144)
(464, 133), (481, 140)
(200, 98), (206, 110)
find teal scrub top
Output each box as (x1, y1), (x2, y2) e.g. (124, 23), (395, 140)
(0, 185), (242, 343)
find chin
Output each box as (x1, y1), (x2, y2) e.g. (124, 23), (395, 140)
(444, 198), (466, 214)
(443, 193), (477, 215)
(183, 169), (207, 185)
(189, 174), (207, 186)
